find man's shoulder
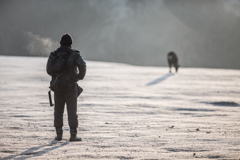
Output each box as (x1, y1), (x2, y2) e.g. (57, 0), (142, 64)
(70, 49), (81, 58)
(48, 51), (56, 59)
(72, 49), (80, 54)
(50, 50), (56, 55)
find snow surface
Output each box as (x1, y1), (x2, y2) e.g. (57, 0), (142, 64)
(0, 56), (240, 159)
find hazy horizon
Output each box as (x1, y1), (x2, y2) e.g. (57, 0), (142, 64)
(1, 0), (240, 69)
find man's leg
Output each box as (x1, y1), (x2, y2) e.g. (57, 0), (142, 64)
(55, 127), (63, 140)
(54, 92), (65, 140)
(66, 87), (78, 128)
(66, 87), (81, 141)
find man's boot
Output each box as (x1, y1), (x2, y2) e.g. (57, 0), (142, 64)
(55, 127), (63, 141)
(69, 127), (82, 142)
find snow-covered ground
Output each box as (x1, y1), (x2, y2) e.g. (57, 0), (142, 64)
(0, 56), (240, 159)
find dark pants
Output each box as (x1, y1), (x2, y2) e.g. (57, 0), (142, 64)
(54, 85), (78, 128)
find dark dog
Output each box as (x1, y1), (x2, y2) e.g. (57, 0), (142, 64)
(167, 51), (179, 73)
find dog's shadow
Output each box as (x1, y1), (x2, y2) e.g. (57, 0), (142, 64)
(1, 140), (69, 160)
(146, 73), (174, 86)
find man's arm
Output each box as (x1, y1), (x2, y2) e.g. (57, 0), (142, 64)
(46, 52), (54, 76)
(75, 52), (86, 80)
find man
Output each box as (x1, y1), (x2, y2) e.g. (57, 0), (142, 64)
(47, 33), (86, 141)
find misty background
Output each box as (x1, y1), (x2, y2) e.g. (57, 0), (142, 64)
(0, 0), (240, 69)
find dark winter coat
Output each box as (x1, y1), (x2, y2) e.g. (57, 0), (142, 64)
(46, 45), (86, 85)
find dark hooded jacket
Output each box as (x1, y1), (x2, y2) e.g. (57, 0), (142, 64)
(47, 45), (86, 85)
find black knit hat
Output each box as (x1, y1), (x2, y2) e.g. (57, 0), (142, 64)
(60, 33), (73, 46)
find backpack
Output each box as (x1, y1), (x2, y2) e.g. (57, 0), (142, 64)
(49, 51), (72, 92)
(50, 51), (71, 74)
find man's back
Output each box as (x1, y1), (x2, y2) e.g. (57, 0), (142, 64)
(47, 45), (86, 83)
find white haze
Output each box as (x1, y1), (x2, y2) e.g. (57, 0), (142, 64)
(26, 32), (58, 56)
(223, 0), (240, 16)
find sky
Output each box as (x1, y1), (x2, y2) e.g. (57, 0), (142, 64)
(0, 0), (240, 69)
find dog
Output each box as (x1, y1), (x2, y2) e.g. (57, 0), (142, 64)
(167, 51), (179, 73)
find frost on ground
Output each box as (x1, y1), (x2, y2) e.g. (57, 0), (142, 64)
(0, 56), (239, 160)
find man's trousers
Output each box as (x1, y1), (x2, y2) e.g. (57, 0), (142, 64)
(54, 85), (78, 128)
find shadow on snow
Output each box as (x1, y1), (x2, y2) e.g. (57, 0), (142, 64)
(201, 101), (240, 107)
(146, 73), (174, 86)
(1, 140), (69, 160)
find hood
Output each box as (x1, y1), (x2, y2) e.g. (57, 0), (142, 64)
(55, 45), (72, 56)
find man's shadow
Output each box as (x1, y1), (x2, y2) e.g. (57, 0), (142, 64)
(1, 140), (69, 160)
(146, 73), (174, 86)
